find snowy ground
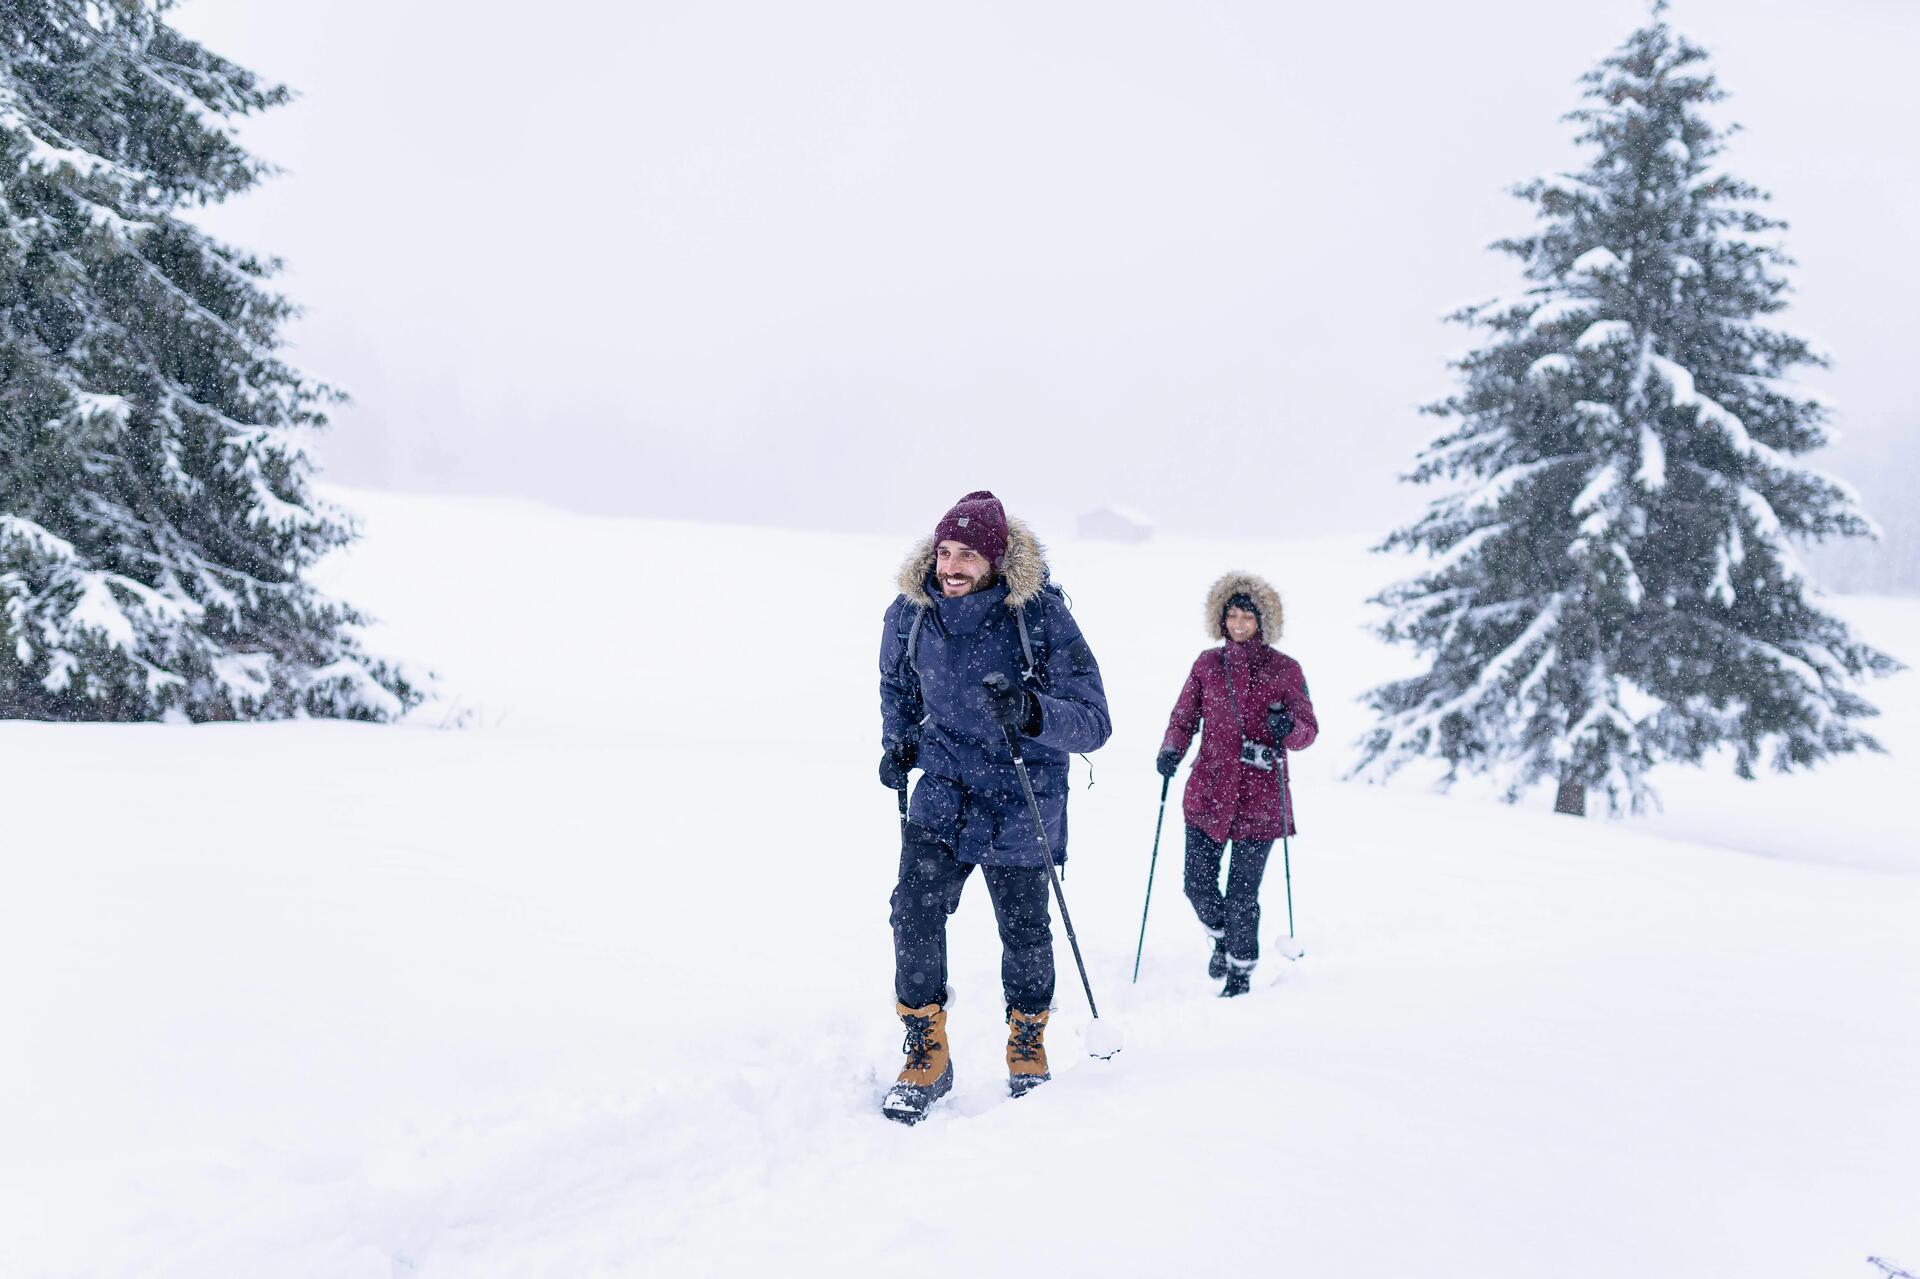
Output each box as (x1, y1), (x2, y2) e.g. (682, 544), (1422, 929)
(4, 490), (1916, 1278)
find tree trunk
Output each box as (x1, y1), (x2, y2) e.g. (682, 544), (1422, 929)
(1554, 775), (1587, 817)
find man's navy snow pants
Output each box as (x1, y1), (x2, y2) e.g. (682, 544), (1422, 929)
(1182, 825), (1274, 964)
(891, 819), (1054, 1015)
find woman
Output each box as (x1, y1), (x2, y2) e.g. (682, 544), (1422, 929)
(1157, 572), (1318, 996)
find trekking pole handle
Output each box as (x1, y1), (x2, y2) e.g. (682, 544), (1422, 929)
(982, 673), (1026, 761)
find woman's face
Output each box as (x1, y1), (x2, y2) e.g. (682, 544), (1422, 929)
(1224, 606), (1259, 643)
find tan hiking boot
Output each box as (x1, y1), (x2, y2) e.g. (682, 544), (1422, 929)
(1006, 1007), (1051, 1098)
(881, 1001), (952, 1125)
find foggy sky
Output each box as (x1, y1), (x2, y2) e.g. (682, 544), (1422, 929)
(173, 0), (1920, 547)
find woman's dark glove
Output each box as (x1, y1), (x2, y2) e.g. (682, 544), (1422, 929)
(1155, 748), (1182, 778)
(1267, 701), (1295, 743)
(879, 737), (917, 790)
(982, 673), (1039, 735)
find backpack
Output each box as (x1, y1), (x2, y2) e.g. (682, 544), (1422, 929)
(897, 588), (1054, 692)
(894, 587), (1096, 787)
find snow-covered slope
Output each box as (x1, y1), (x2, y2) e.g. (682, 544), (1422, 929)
(4, 491), (1915, 1278)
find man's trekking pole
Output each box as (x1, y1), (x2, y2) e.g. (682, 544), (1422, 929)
(896, 784), (909, 837)
(984, 675), (1122, 1060)
(1273, 742), (1305, 961)
(1132, 776), (1172, 983)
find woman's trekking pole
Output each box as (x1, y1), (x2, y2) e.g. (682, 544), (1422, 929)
(1132, 776), (1172, 982)
(985, 679), (1121, 1059)
(1274, 745), (1304, 960)
(896, 784), (908, 837)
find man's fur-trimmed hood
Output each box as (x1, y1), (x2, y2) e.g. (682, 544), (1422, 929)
(897, 516), (1048, 609)
(1205, 571), (1284, 641)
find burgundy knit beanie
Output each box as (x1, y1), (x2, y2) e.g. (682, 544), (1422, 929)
(933, 490), (1010, 564)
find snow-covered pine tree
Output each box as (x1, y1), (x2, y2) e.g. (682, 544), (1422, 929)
(0, 1), (416, 721)
(1356, 8), (1897, 816)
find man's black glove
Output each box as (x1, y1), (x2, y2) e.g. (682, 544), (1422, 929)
(982, 672), (1038, 735)
(1155, 748), (1182, 778)
(879, 737), (917, 791)
(1267, 701), (1294, 743)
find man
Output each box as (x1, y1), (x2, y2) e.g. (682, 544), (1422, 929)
(877, 490), (1112, 1125)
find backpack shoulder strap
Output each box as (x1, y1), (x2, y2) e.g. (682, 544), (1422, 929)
(1013, 606), (1036, 681)
(1014, 589), (1057, 688)
(904, 606), (926, 680)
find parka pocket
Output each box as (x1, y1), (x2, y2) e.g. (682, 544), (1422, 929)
(991, 765), (1065, 863)
(908, 774), (964, 841)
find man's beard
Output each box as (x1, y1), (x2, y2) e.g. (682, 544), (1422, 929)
(941, 570), (995, 597)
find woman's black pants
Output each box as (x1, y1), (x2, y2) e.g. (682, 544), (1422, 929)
(1182, 825), (1274, 964)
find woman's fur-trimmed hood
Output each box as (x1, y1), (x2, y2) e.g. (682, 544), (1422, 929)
(897, 516), (1048, 608)
(1204, 571), (1284, 641)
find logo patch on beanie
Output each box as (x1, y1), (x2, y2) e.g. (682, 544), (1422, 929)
(957, 517), (970, 527)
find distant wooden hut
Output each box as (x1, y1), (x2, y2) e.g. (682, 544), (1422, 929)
(1077, 506), (1153, 543)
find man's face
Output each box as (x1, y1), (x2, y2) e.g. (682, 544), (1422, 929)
(936, 540), (994, 597)
(1224, 606), (1259, 643)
